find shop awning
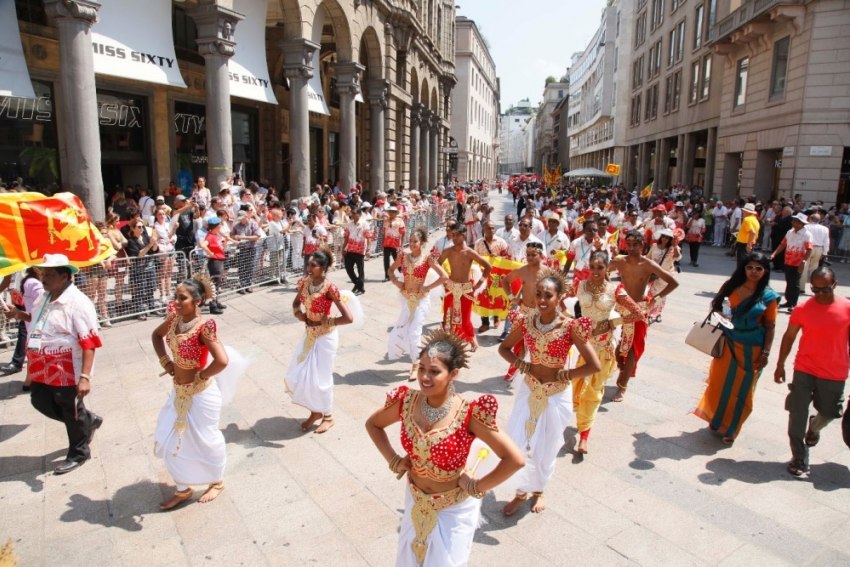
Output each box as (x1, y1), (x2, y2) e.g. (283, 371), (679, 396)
(563, 167), (614, 178)
(1, 0), (36, 99)
(230, 0), (277, 104)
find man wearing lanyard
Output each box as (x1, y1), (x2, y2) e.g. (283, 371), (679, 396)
(4, 255), (103, 475)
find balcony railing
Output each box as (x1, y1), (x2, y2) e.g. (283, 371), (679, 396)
(709, 0), (804, 43)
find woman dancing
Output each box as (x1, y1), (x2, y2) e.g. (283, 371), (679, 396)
(646, 228), (680, 323)
(286, 248), (353, 434)
(366, 330), (524, 566)
(571, 252), (643, 454)
(387, 227), (448, 381)
(694, 252), (779, 443)
(152, 276), (230, 510)
(499, 272), (600, 515)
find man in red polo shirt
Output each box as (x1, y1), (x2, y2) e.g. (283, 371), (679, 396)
(774, 266), (850, 477)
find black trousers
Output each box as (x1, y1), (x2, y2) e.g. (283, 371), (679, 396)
(383, 247), (398, 279)
(688, 241), (701, 264)
(783, 264), (803, 307)
(30, 382), (96, 462)
(10, 320), (26, 368)
(735, 242), (749, 267)
(344, 252), (365, 291)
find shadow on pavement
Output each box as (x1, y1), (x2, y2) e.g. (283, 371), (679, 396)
(0, 448), (64, 492)
(475, 491), (528, 544)
(629, 429), (729, 470)
(698, 457), (850, 491)
(0, 424), (28, 443)
(60, 479), (171, 531)
(341, 368), (408, 386)
(222, 416), (308, 448)
(456, 374), (512, 396)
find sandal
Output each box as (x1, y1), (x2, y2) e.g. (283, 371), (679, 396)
(721, 436), (735, 445)
(159, 487), (193, 511)
(787, 460), (809, 477)
(804, 416), (820, 447)
(315, 415), (334, 434)
(198, 481), (224, 503)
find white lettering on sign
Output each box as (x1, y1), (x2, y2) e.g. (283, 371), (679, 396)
(174, 113), (205, 135)
(0, 95), (53, 122)
(809, 146), (833, 157)
(92, 42), (175, 68)
(98, 103), (142, 128)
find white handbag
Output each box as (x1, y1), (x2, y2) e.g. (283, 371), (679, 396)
(685, 312), (726, 358)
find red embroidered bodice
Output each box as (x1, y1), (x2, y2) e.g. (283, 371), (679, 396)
(401, 252), (430, 284)
(519, 315), (592, 368)
(165, 312), (218, 370)
(385, 386), (497, 482)
(297, 277), (340, 321)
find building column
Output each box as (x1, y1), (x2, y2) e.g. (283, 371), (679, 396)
(409, 104), (421, 190)
(191, 4), (243, 190)
(419, 110), (430, 192)
(429, 116), (439, 189)
(682, 132), (694, 187)
(44, 0), (104, 219)
(657, 137), (670, 191)
(639, 142), (652, 189)
(367, 79), (388, 196)
(280, 39), (318, 199)
(335, 62), (364, 193)
(705, 127), (717, 195)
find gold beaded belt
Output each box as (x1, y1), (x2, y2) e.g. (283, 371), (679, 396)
(171, 376), (211, 454)
(408, 482), (468, 565)
(524, 373), (567, 443)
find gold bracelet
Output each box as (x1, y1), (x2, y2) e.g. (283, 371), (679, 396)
(327, 317), (336, 328)
(389, 454), (401, 473)
(159, 355), (170, 369)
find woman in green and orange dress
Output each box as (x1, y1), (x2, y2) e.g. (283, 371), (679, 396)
(694, 252), (779, 443)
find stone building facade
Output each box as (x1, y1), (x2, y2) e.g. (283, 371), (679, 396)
(450, 16), (499, 182)
(532, 76), (568, 173)
(3, 0), (457, 218)
(498, 99), (533, 174)
(569, 0), (633, 179)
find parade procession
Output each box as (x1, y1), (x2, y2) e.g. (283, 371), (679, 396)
(2, 0), (850, 565)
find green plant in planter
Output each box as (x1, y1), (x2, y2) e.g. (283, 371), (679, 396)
(19, 146), (59, 180)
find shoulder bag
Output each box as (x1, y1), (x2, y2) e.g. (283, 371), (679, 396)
(685, 311), (726, 358)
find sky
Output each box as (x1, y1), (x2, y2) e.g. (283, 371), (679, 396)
(457, 0), (610, 109)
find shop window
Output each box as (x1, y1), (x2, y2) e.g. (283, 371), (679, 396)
(0, 80), (59, 187)
(174, 101), (207, 190)
(172, 6), (202, 65)
(14, 0), (47, 26)
(232, 108), (258, 182)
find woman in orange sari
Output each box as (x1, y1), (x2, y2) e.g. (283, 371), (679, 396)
(694, 252), (779, 443)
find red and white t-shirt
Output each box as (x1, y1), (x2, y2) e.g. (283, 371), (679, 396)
(26, 285), (102, 387)
(302, 224), (328, 256)
(344, 219), (373, 254)
(382, 218), (406, 249)
(781, 228), (812, 267)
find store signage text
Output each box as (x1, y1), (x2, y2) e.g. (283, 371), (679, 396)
(229, 73), (269, 89)
(0, 95), (52, 122)
(174, 113), (205, 135)
(93, 42), (175, 69)
(98, 102), (142, 128)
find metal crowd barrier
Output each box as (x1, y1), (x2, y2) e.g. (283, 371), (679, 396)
(0, 200), (458, 350)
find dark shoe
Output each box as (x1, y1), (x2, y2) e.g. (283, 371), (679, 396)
(787, 459), (809, 477)
(478, 324), (490, 333)
(237, 290), (247, 295)
(383, 277), (390, 282)
(0, 363), (22, 375)
(216, 302), (227, 310)
(245, 288), (253, 293)
(804, 415), (820, 447)
(209, 306), (224, 315)
(497, 332), (508, 343)
(21, 385), (30, 392)
(87, 414), (103, 445)
(54, 459), (84, 475)
(779, 302), (791, 308)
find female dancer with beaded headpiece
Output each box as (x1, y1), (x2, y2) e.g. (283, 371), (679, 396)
(570, 251), (645, 455)
(366, 330), (524, 567)
(152, 275), (234, 510)
(387, 226), (449, 381)
(286, 247), (354, 434)
(499, 270), (601, 515)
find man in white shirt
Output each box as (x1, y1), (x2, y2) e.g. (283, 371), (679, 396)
(495, 214), (519, 243)
(712, 200), (729, 246)
(138, 187), (156, 222)
(508, 218), (545, 261)
(541, 214), (570, 270)
(803, 213), (830, 287)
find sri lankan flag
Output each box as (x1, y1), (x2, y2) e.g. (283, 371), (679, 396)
(472, 255), (524, 319)
(640, 181), (654, 198)
(0, 192), (115, 277)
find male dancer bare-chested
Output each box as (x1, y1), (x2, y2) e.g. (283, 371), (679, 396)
(500, 242), (545, 382)
(607, 230), (679, 401)
(438, 224), (491, 350)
